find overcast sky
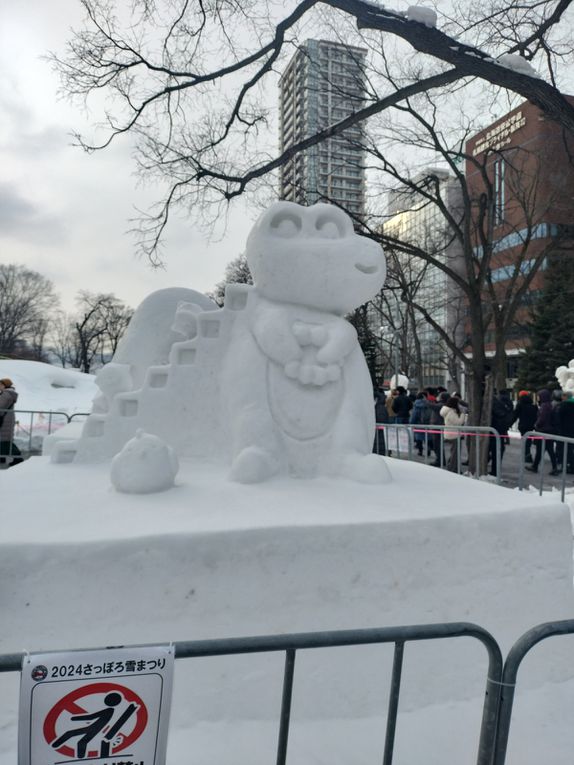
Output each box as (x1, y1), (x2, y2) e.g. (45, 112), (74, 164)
(0, 0), (256, 313)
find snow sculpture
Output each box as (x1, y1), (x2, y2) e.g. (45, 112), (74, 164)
(389, 373), (409, 390)
(556, 360), (574, 393)
(57, 202), (390, 485)
(223, 201), (389, 483)
(92, 363), (133, 413)
(110, 430), (179, 493)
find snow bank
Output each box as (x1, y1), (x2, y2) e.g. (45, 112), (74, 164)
(0, 359), (96, 414)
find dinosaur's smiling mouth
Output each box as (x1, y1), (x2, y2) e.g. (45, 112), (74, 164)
(355, 263), (378, 274)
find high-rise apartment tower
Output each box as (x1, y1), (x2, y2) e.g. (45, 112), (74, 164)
(278, 39), (366, 217)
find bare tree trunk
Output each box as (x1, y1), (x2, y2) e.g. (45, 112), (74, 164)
(479, 374), (494, 475)
(494, 328), (508, 391)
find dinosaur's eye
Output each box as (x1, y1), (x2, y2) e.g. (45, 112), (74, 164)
(270, 213), (302, 238)
(315, 213), (344, 239)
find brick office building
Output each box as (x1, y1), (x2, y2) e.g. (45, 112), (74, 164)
(465, 99), (574, 385)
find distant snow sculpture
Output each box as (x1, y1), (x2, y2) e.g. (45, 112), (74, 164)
(556, 360), (574, 393)
(57, 202), (390, 485)
(110, 430), (179, 493)
(389, 373), (409, 390)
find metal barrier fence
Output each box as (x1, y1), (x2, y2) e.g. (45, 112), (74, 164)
(376, 423), (502, 484)
(0, 622), (502, 765)
(0, 408), (89, 462)
(518, 431), (574, 502)
(3, 619), (574, 764)
(493, 618), (574, 765)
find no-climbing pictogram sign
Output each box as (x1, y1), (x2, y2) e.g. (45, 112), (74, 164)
(18, 645), (174, 765)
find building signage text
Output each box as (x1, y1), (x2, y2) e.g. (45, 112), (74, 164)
(472, 111), (526, 156)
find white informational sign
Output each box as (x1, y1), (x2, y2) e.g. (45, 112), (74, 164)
(384, 426), (410, 455)
(19, 645), (174, 765)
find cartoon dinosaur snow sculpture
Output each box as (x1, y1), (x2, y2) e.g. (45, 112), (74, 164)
(221, 201), (389, 483)
(55, 202), (390, 484)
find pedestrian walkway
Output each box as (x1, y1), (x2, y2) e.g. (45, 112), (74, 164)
(405, 432), (574, 493)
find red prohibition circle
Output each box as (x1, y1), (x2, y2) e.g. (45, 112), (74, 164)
(43, 682), (148, 758)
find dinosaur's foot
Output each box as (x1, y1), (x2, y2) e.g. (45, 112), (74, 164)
(230, 447), (279, 484)
(340, 453), (392, 484)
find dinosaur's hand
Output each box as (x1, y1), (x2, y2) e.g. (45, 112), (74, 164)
(316, 321), (357, 364)
(284, 361), (341, 386)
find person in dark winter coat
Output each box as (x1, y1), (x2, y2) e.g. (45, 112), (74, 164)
(511, 391), (538, 463)
(558, 392), (574, 473)
(498, 389), (514, 445)
(392, 386), (412, 424)
(488, 390), (514, 476)
(409, 392), (431, 456)
(373, 385), (388, 456)
(526, 389), (559, 475)
(0, 378), (24, 467)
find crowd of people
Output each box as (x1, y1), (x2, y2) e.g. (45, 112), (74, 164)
(373, 383), (574, 478)
(374, 385), (470, 473)
(517, 389), (574, 476)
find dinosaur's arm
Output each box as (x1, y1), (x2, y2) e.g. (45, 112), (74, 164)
(316, 318), (358, 365)
(250, 303), (302, 366)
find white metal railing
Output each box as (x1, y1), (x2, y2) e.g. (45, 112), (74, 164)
(375, 423), (502, 484)
(518, 430), (574, 502)
(0, 408), (89, 460)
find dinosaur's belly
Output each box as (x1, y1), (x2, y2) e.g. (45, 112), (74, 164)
(267, 362), (343, 441)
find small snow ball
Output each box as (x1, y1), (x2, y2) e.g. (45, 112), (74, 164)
(110, 429), (179, 494)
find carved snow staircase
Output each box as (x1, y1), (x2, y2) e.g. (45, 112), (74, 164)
(52, 284), (252, 464)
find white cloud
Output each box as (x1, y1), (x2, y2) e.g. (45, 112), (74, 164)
(0, 183), (67, 244)
(0, 1), (256, 313)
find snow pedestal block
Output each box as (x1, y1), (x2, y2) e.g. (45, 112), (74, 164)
(0, 458), (573, 732)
